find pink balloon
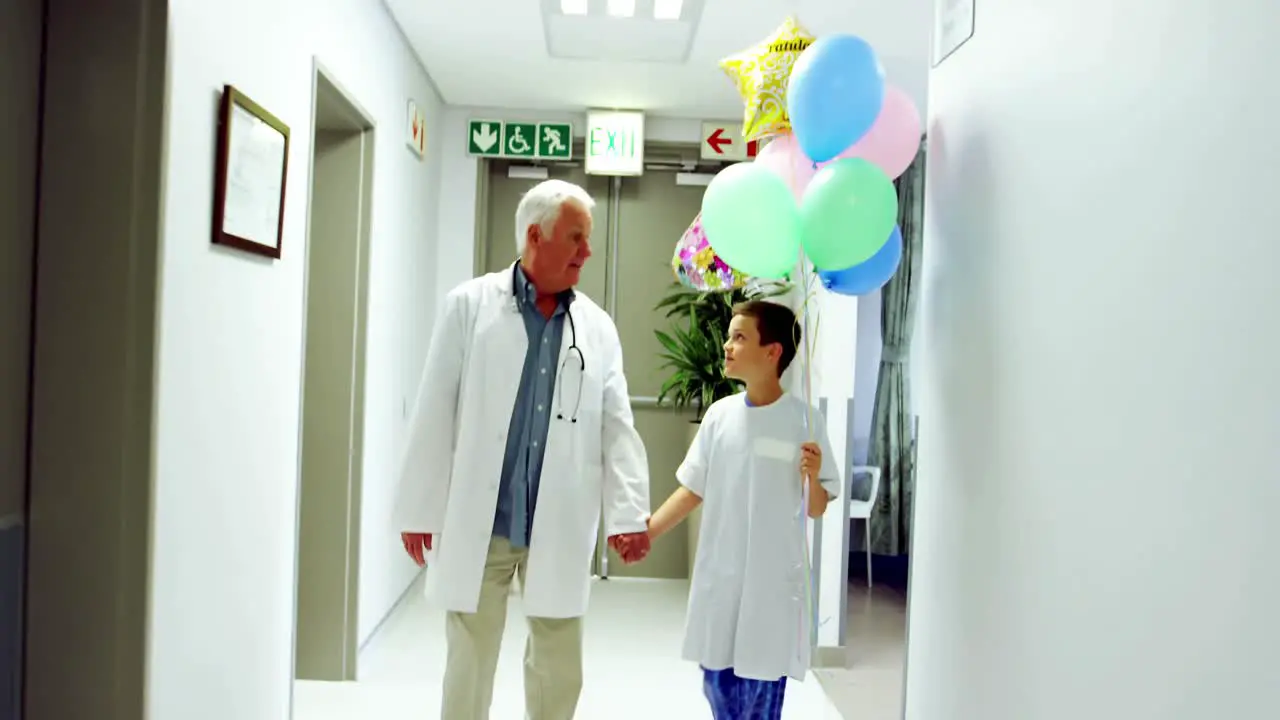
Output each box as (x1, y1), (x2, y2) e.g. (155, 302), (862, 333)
(825, 85), (921, 179)
(754, 133), (816, 203)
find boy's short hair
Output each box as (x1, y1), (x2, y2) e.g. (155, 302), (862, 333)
(732, 300), (800, 377)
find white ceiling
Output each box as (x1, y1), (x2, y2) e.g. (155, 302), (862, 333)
(385, 0), (934, 122)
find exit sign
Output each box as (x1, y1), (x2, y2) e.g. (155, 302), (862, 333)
(466, 119), (573, 160)
(585, 110), (644, 176)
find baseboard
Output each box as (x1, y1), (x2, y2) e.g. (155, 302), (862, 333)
(812, 644), (848, 669)
(358, 566), (424, 656)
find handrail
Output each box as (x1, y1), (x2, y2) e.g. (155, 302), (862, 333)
(629, 395), (662, 408)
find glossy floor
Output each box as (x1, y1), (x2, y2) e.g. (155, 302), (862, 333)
(815, 580), (909, 719)
(295, 574), (906, 719)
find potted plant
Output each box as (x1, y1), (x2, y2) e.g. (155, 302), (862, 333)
(653, 279), (791, 420)
(653, 279), (790, 571)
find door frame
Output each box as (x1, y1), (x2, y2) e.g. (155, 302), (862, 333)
(288, 58), (376, 692)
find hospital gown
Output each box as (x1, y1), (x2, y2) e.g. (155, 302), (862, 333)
(677, 392), (842, 691)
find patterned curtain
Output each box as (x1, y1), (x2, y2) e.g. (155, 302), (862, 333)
(867, 145), (926, 557)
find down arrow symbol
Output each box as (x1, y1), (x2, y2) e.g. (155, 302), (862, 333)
(473, 123), (498, 153)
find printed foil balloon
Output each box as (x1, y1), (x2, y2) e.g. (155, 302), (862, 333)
(719, 16), (816, 144)
(671, 214), (748, 292)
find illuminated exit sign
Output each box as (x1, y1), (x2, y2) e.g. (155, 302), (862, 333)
(585, 110), (645, 176)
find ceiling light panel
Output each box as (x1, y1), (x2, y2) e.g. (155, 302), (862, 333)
(607, 0), (635, 17)
(560, 0), (588, 15)
(653, 0), (682, 20)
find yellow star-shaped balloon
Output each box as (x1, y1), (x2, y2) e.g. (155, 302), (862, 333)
(719, 16), (816, 144)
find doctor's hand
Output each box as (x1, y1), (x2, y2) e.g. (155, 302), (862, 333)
(401, 532), (433, 567)
(608, 532), (650, 564)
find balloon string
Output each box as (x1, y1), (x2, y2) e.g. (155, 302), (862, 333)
(780, 134), (821, 655)
(783, 131), (824, 653)
(799, 244), (819, 657)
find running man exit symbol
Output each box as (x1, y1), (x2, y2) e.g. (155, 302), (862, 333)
(537, 123), (573, 159)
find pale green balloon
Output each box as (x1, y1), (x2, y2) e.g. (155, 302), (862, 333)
(700, 162), (802, 279)
(800, 158), (899, 271)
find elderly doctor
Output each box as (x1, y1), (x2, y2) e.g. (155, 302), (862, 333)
(392, 179), (652, 720)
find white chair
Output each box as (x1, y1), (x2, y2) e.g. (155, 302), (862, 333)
(848, 465), (881, 588)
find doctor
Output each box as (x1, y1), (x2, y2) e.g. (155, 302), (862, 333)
(392, 179), (652, 720)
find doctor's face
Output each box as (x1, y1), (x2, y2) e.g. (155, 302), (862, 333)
(525, 201), (593, 295)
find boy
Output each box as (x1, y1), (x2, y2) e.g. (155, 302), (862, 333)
(647, 300), (841, 719)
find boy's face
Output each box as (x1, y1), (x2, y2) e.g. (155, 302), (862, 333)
(724, 314), (779, 382)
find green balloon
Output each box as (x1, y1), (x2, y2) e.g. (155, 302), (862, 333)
(700, 162), (801, 279)
(800, 158), (899, 271)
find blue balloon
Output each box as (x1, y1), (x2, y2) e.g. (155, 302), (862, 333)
(787, 34), (886, 164)
(818, 226), (902, 296)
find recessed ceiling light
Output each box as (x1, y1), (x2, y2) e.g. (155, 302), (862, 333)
(560, 0), (588, 15)
(607, 0), (636, 18)
(653, 0), (683, 20)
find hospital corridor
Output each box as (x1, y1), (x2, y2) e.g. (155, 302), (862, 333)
(4, 1), (1279, 720)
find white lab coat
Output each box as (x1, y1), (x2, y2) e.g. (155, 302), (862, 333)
(391, 268), (651, 618)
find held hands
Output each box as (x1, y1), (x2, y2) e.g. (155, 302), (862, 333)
(401, 532), (432, 567)
(608, 532), (651, 564)
(799, 442), (822, 483)
(403, 532), (650, 567)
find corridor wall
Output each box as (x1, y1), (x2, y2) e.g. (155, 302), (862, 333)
(151, 0), (443, 716)
(909, 1), (1280, 718)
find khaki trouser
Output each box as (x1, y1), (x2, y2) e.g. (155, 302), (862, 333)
(441, 536), (584, 720)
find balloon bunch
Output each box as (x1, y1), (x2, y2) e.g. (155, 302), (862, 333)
(707, 16), (921, 296)
(706, 17), (923, 649)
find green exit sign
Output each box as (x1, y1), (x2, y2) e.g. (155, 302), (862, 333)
(467, 119), (573, 160)
(584, 110), (644, 177)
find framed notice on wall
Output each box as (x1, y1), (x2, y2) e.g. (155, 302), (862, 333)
(933, 0), (975, 67)
(212, 84), (291, 259)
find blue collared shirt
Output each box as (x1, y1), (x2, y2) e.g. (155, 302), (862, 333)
(493, 266), (572, 548)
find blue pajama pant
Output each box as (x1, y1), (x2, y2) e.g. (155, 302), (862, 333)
(701, 667), (788, 719)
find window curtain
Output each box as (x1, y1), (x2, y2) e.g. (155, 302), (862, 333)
(867, 145), (926, 557)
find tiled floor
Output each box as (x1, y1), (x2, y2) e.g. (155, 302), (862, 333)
(295, 574), (906, 719)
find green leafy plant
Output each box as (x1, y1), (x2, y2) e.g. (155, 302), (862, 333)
(653, 280), (791, 420)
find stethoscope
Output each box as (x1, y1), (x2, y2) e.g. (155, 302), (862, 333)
(510, 262), (584, 423)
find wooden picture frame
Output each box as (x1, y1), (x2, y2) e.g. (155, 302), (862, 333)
(212, 84), (291, 259)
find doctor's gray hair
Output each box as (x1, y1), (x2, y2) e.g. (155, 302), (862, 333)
(514, 179), (596, 254)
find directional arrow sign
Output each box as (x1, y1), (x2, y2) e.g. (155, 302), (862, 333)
(468, 120), (503, 157)
(706, 128), (732, 154)
(700, 121), (757, 162)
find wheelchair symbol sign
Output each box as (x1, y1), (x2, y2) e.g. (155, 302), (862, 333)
(504, 123), (536, 157)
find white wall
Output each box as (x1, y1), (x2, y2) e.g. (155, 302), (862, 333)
(851, 291), (881, 463)
(907, 1), (1280, 718)
(150, 0), (443, 716)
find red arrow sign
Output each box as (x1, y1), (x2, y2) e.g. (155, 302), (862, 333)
(706, 127), (733, 154)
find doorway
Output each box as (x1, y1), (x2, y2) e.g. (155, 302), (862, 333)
(477, 146), (712, 581)
(292, 63), (375, 683)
